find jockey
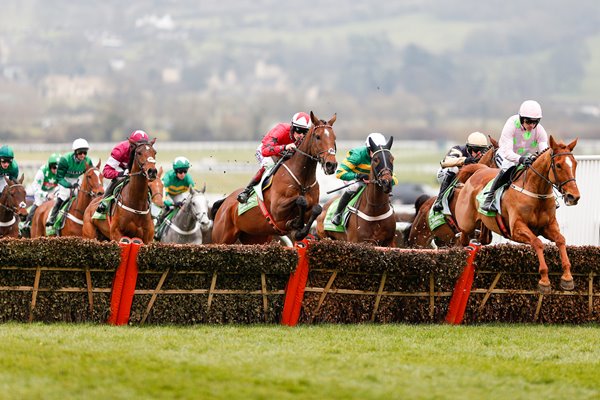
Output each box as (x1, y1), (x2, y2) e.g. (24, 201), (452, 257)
(155, 156), (195, 226)
(236, 112), (311, 203)
(96, 130), (150, 213)
(432, 131), (489, 212)
(46, 139), (93, 226)
(481, 100), (549, 212)
(0, 145), (19, 193)
(25, 152), (61, 228)
(331, 133), (398, 226)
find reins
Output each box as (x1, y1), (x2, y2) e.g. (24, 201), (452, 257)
(511, 149), (576, 199)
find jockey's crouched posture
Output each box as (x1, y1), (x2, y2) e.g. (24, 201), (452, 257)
(96, 130), (150, 214)
(480, 100), (548, 212)
(25, 153), (60, 228)
(237, 112), (311, 204)
(331, 133), (398, 226)
(155, 156), (195, 227)
(432, 131), (489, 213)
(46, 139), (92, 226)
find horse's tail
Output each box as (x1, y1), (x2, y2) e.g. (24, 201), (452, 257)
(457, 164), (487, 183)
(210, 198), (226, 220)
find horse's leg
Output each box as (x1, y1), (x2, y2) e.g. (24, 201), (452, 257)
(286, 196), (308, 230)
(293, 204), (322, 241)
(542, 220), (574, 291)
(511, 219), (551, 293)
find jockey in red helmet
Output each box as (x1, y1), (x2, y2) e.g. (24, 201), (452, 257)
(237, 112), (311, 203)
(96, 130), (150, 213)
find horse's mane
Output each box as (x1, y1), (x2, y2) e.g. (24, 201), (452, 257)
(457, 163), (487, 183)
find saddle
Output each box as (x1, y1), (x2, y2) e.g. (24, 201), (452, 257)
(45, 196), (76, 236)
(477, 165), (520, 217)
(322, 187), (366, 232)
(154, 207), (180, 240)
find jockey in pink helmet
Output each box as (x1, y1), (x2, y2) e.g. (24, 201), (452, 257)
(96, 130), (150, 213)
(481, 100), (549, 212)
(237, 112), (311, 203)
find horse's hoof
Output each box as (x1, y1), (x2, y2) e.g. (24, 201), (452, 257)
(560, 279), (575, 291)
(537, 283), (551, 295)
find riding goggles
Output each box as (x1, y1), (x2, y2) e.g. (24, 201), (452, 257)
(175, 169), (188, 174)
(523, 118), (540, 126)
(293, 127), (309, 135)
(0, 158), (11, 163)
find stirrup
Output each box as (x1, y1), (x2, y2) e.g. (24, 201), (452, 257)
(331, 213), (342, 226)
(237, 190), (250, 204)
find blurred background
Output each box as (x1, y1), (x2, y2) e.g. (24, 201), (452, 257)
(1, 0), (599, 203)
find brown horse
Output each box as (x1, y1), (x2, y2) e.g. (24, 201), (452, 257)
(0, 176), (27, 238)
(83, 140), (158, 243)
(454, 136), (579, 293)
(407, 137), (499, 248)
(211, 111), (338, 244)
(30, 160), (104, 238)
(316, 136), (396, 246)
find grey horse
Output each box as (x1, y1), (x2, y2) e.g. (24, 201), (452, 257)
(159, 186), (212, 244)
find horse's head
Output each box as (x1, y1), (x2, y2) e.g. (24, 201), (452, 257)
(296, 111), (337, 175)
(81, 159), (104, 198)
(368, 136), (395, 194)
(189, 185), (211, 232)
(149, 166), (164, 207)
(130, 138), (158, 181)
(548, 135), (580, 206)
(2, 175), (27, 218)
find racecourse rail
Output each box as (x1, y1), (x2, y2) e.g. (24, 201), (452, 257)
(0, 237), (599, 324)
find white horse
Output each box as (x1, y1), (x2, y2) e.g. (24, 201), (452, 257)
(159, 186), (212, 244)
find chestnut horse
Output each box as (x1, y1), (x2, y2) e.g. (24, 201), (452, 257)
(316, 136), (396, 246)
(83, 140), (158, 243)
(407, 136), (499, 248)
(211, 111), (338, 244)
(30, 160), (104, 238)
(0, 176), (27, 238)
(454, 136), (579, 293)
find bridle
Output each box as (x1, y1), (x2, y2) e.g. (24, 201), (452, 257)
(0, 183), (26, 226)
(128, 142), (157, 180)
(293, 124), (336, 166)
(370, 147), (394, 189)
(77, 167), (103, 199)
(513, 149), (577, 199)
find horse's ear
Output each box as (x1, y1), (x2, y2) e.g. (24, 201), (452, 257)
(96, 158), (101, 169)
(385, 136), (394, 150)
(368, 137), (376, 152)
(201, 183), (206, 193)
(489, 135), (499, 148)
(327, 113), (337, 126)
(151, 138), (156, 145)
(567, 137), (578, 152)
(310, 111), (318, 126)
(19, 174), (24, 184)
(549, 135), (556, 149)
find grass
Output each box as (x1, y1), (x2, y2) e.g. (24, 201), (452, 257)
(0, 323), (598, 399)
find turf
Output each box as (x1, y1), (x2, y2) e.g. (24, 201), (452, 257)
(0, 323), (598, 399)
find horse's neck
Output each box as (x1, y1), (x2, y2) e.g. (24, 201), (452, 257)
(174, 201), (198, 230)
(122, 174), (148, 207)
(520, 154), (553, 194)
(0, 193), (12, 222)
(283, 156), (318, 184)
(361, 183), (390, 213)
(70, 186), (92, 217)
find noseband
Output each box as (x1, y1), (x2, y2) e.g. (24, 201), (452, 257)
(370, 147), (394, 188)
(0, 184), (26, 214)
(129, 143), (157, 179)
(525, 150), (576, 195)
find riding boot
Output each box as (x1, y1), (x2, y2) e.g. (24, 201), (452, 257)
(46, 198), (65, 226)
(237, 166), (265, 204)
(331, 191), (354, 226)
(432, 172), (456, 212)
(24, 204), (38, 228)
(480, 169), (508, 212)
(97, 178), (120, 213)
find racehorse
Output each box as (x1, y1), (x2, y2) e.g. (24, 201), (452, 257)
(316, 136), (396, 246)
(454, 136), (579, 293)
(0, 176), (27, 238)
(30, 161), (104, 238)
(211, 111), (338, 244)
(407, 136), (499, 248)
(82, 140), (158, 243)
(158, 185), (212, 244)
